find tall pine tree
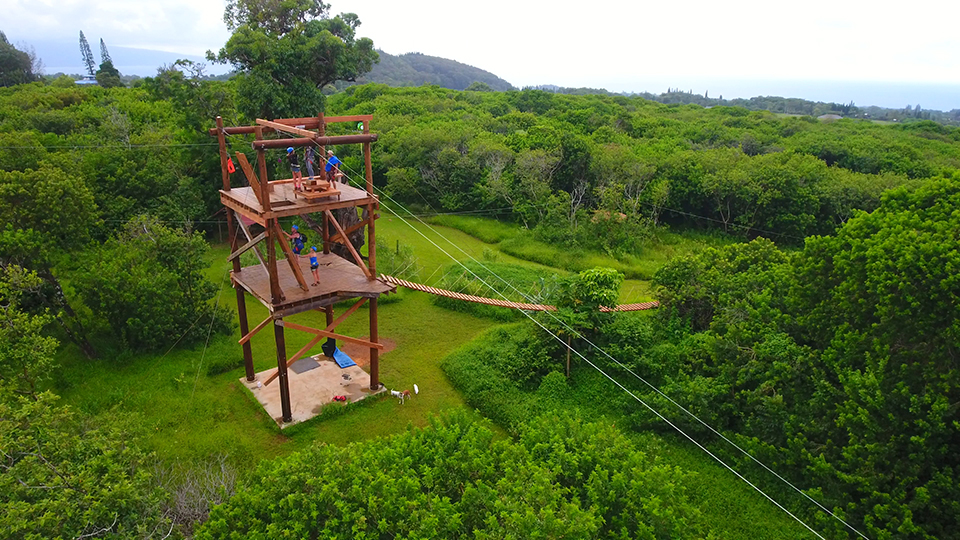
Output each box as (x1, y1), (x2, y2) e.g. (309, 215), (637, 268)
(78, 31), (95, 76)
(99, 38), (111, 64)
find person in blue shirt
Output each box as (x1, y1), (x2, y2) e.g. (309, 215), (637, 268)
(300, 246), (321, 286)
(325, 150), (343, 187)
(284, 224), (305, 254)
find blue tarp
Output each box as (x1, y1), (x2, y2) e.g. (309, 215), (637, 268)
(333, 347), (356, 368)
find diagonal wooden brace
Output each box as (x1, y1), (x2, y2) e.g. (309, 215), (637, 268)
(234, 152), (262, 204)
(227, 231), (267, 263)
(283, 320), (384, 350)
(255, 118), (319, 140)
(272, 222), (309, 291)
(329, 214), (378, 245)
(234, 211), (269, 273)
(238, 315), (272, 345)
(320, 298), (367, 333)
(324, 210), (372, 278)
(263, 334), (324, 386)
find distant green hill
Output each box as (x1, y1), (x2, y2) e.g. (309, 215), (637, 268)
(354, 51), (514, 91)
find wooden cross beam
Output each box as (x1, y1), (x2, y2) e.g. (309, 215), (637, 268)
(255, 118), (319, 140)
(324, 210), (372, 278)
(262, 334), (324, 386)
(261, 309), (382, 386)
(238, 315), (272, 345)
(283, 320), (384, 350)
(234, 152), (263, 204)
(227, 231), (267, 263)
(321, 298), (367, 333)
(272, 222), (310, 291)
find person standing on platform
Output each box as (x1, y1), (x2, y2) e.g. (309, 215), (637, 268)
(325, 150), (343, 187)
(304, 146), (316, 184)
(286, 147), (303, 192)
(301, 246), (321, 286)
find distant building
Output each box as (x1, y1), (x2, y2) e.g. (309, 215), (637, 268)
(818, 114), (842, 121)
(76, 75), (98, 86)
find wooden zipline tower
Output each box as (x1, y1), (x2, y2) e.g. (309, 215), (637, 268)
(210, 114), (394, 424)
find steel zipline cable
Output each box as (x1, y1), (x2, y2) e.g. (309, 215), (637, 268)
(319, 151), (870, 540)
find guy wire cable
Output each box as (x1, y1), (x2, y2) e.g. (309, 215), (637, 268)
(328, 153), (869, 540)
(367, 187), (830, 540)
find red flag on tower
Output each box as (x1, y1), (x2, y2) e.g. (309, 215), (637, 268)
(226, 157), (236, 173)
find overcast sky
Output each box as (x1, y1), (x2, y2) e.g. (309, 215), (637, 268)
(7, 0), (960, 107)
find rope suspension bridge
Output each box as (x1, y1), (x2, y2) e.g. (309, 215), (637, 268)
(379, 275), (659, 312)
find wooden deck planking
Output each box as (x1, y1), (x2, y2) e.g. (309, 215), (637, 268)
(221, 181), (377, 224)
(233, 253), (395, 316)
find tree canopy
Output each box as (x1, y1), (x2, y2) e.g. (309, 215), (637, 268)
(0, 31), (37, 87)
(212, 0), (378, 119)
(198, 411), (704, 539)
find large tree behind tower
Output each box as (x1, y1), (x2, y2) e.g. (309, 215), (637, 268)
(210, 0), (378, 120)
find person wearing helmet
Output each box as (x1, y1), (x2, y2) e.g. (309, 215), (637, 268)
(324, 149), (343, 187)
(284, 224), (306, 254)
(286, 147), (303, 192)
(299, 246), (322, 286)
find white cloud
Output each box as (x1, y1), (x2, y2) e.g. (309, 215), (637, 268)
(5, 0), (960, 89)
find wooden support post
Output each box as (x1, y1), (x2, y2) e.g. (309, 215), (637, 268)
(325, 305), (334, 327)
(219, 116), (256, 381)
(272, 222), (309, 291)
(255, 126), (272, 204)
(370, 297), (379, 390)
(363, 118), (376, 279)
(266, 218), (283, 303)
(322, 212), (330, 254)
(274, 318), (292, 423)
(324, 210), (371, 278)
(363, 120), (373, 195)
(237, 287), (255, 381)
(368, 203), (376, 277)
(318, 113), (326, 181)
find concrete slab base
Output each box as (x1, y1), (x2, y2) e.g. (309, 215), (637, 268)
(240, 355), (383, 427)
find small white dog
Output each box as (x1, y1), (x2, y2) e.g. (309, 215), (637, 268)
(390, 389), (411, 404)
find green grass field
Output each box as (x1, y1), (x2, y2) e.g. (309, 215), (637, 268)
(424, 213), (736, 280)
(51, 216), (809, 537)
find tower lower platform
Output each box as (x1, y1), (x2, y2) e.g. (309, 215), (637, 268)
(232, 253), (394, 318)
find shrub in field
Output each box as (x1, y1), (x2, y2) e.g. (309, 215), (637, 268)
(0, 393), (172, 540)
(197, 410), (704, 539)
(73, 215), (233, 352)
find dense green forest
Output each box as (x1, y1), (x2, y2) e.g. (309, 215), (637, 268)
(2, 1), (960, 537)
(532, 85), (960, 125)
